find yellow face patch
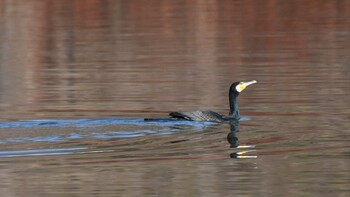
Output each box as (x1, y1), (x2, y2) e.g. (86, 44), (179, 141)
(235, 83), (246, 92)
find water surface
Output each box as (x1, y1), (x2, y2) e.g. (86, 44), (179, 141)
(0, 1), (349, 196)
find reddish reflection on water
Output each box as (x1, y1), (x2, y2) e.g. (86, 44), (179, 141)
(0, 0), (349, 196)
(1, 0), (349, 120)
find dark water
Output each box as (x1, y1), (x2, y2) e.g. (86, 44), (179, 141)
(0, 1), (349, 196)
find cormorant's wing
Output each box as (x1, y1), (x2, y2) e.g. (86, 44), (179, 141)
(169, 110), (227, 122)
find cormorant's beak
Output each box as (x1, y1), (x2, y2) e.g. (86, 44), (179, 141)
(243, 80), (257, 87)
(236, 80), (257, 92)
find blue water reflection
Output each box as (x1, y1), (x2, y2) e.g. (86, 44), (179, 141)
(0, 118), (217, 129)
(0, 118), (223, 145)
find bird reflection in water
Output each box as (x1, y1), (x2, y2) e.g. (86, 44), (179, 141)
(227, 119), (257, 159)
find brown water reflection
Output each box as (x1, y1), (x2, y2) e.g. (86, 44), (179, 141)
(0, 0), (349, 196)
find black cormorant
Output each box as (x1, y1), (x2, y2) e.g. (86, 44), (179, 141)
(146, 80), (257, 122)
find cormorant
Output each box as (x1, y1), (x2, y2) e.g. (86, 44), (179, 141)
(145, 80), (257, 122)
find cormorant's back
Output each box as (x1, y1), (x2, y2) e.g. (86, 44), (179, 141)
(169, 110), (229, 122)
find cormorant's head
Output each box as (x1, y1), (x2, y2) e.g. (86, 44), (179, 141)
(230, 80), (257, 93)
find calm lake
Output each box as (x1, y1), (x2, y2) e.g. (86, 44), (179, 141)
(0, 1), (349, 196)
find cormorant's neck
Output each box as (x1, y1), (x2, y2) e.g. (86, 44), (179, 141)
(229, 91), (240, 119)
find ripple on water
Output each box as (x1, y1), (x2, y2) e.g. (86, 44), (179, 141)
(0, 118), (237, 160)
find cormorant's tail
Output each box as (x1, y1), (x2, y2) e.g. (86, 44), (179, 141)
(144, 118), (176, 122)
(144, 112), (191, 121)
(168, 112), (192, 120)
